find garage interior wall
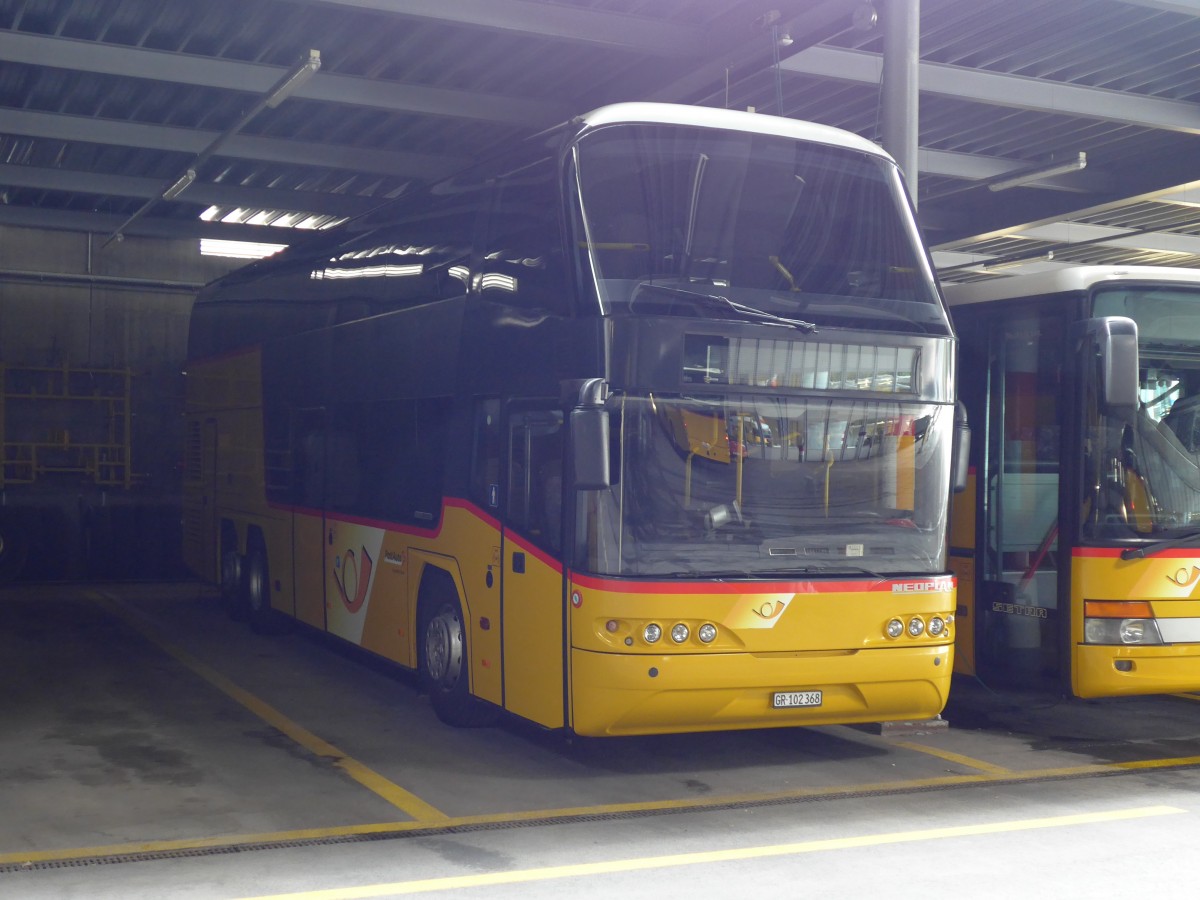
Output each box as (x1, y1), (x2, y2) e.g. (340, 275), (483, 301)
(0, 225), (240, 581)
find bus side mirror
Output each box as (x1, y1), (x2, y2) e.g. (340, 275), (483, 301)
(952, 401), (970, 493)
(1079, 316), (1139, 414)
(569, 378), (610, 490)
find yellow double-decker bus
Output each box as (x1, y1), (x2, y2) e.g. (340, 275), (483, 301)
(182, 103), (966, 736)
(947, 266), (1200, 697)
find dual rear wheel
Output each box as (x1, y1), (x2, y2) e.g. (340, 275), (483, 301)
(220, 530), (288, 635)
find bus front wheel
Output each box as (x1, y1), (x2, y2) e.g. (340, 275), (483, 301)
(419, 592), (496, 728)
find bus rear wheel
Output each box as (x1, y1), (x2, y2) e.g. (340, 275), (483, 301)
(244, 544), (290, 635)
(419, 594), (496, 728)
(220, 539), (245, 621)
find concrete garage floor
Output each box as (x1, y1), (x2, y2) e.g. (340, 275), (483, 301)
(3, 582), (1200, 898)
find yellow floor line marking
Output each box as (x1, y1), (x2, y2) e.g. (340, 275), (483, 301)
(1174, 693), (1200, 702)
(1114, 754), (1200, 771)
(6, 593), (1192, 871)
(236, 805), (1185, 899)
(6, 753), (1200, 868)
(91, 593), (448, 823)
(892, 740), (1012, 775)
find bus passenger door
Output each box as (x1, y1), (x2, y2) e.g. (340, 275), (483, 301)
(291, 409), (328, 629)
(978, 309), (1065, 687)
(502, 405), (566, 728)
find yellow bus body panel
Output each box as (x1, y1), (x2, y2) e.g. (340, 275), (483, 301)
(1072, 551), (1200, 697)
(502, 536), (565, 728)
(182, 347), (956, 735)
(566, 576), (954, 737)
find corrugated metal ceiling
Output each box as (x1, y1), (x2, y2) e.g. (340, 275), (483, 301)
(3, 0), (1200, 283)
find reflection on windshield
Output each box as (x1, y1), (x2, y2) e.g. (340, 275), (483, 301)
(1086, 287), (1200, 542)
(572, 124), (949, 335)
(576, 393), (952, 577)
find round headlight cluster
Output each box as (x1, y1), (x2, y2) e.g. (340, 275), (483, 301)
(885, 615), (952, 639)
(641, 622), (719, 645)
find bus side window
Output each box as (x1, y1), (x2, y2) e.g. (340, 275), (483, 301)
(471, 398), (503, 511)
(507, 408), (564, 552)
(479, 158), (569, 314)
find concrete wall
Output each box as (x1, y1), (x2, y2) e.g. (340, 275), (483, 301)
(0, 225), (245, 580)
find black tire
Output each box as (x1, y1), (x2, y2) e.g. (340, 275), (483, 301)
(220, 537), (246, 620)
(244, 543), (290, 635)
(419, 588), (497, 728)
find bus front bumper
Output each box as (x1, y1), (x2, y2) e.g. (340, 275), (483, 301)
(1075, 643), (1200, 698)
(569, 644), (952, 737)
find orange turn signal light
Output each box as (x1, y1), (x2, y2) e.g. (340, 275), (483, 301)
(1084, 600), (1154, 619)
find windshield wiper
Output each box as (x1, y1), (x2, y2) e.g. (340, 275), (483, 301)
(793, 563), (889, 582)
(632, 282), (817, 332)
(1120, 529), (1200, 560)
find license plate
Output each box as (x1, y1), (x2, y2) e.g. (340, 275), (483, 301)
(773, 690), (823, 709)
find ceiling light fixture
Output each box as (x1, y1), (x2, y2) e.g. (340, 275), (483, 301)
(161, 169), (196, 201)
(982, 250), (1055, 269)
(265, 49), (321, 108)
(103, 50), (321, 248)
(987, 152), (1087, 192)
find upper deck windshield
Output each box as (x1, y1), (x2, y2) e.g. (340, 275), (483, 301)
(575, 392), (953, 578)
(571, 122), (949, 335)
(1085, 285), (1200, 543)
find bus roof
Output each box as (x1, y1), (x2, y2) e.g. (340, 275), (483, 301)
(576, 102), (892, 162)
(943, 265), (1200, 307)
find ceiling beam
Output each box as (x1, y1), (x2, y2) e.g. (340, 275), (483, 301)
(274, 0), (702, 55)
(0, 108), (463, 178)
(0, 163), (378, 217)
(932, 164), (1200, 250)
(1116, 0), (1200, 14)
(0, 31), (566, 127)
(781, 45), (1200, 135)
(639, 0), (867, 104)
(920, 148), (1113, 192)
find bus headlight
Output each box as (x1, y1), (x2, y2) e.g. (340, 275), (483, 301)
(643, 623), (662, 644)
(1083, 600), (1163, 645)
(886, 618), (904, 639)
(1084, 617), (1164, 645)
(928, 616), (946, 637)
(907, 616), (925, 637)
(698, 623), (717, 643)
(671, 623), (690, 643)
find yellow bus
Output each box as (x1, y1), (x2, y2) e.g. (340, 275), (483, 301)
(946, 266), (1200, 697)
(182, 102), (966, 736)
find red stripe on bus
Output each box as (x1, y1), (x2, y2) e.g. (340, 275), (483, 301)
(568, 572), (955, 595)
(1074, 546), (1200, 559)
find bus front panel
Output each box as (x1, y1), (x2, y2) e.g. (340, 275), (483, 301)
(567, 575), (953, 737)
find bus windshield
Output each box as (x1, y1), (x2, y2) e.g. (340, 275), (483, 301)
(1086, 285), (1200, 540)
(571, 123), (949, 335)
(576, 392), (953, 578)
